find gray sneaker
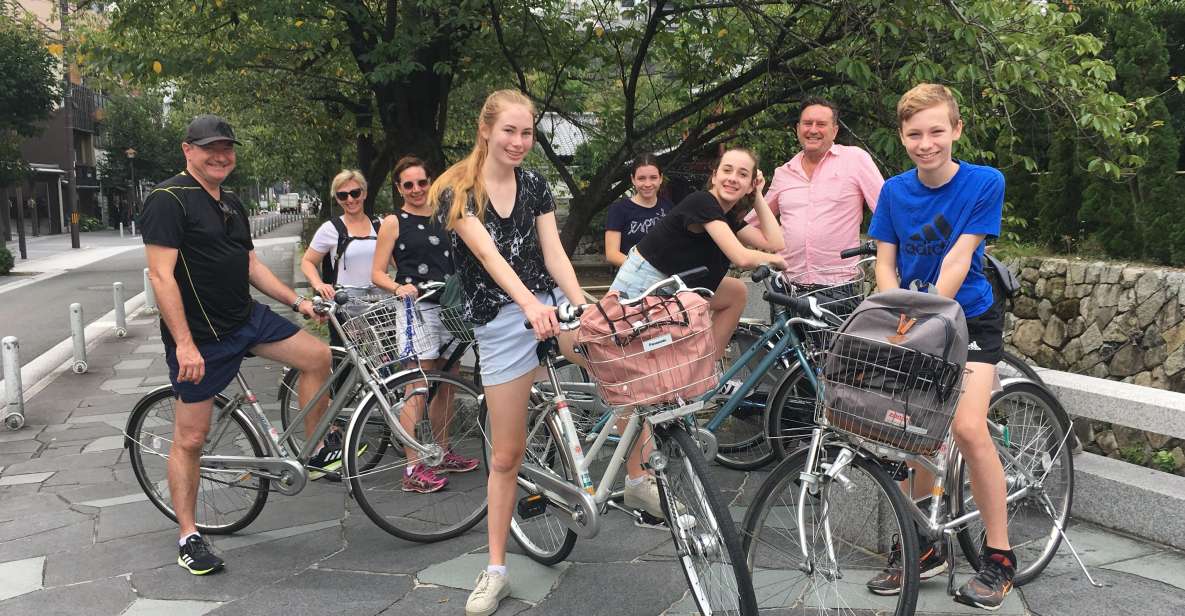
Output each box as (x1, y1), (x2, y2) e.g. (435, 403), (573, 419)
(624, 475), (665, 520)
(465, 570), (510, 616)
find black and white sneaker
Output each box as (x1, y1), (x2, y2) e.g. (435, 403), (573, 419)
(308, 431), (345, 481)
(178, 534), (225, 575)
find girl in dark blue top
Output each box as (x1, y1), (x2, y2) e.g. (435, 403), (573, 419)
(604, 153), (673, 267)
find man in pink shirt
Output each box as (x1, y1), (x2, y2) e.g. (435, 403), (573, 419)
(745, 97), (884, 286)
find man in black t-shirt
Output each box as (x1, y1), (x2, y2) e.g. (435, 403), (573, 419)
(141, 115), (332, 576)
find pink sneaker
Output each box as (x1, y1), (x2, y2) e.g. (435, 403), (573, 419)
(432, 449), (480, 474)
(402, 464), (448, 493)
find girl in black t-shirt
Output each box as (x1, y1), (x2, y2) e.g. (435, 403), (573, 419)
(604, 153), (673, 267)
(614, 146), (785, 361)
(372, 156), (477, 495)
(425, 90), (586, 615)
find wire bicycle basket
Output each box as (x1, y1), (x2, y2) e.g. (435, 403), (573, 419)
(816, 330), (964, 456)
(339, 295), (436, 377)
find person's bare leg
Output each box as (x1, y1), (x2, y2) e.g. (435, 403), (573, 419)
(251, 331), (332, 448)
(168, 398), (214, 539)
(951, 362), (1010, 549)
(484, 371), (533, 567)
(709, 276), (747, 362)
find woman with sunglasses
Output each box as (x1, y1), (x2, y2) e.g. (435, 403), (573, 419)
(301, 169), (383, 338)
(370, 156), (479, 494)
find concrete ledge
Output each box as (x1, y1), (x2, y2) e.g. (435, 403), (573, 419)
(1040, 369), (1185, 440)
(1074, 452), (1185, 550)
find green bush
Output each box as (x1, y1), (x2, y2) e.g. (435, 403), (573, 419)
(79, 215), (105, 232)
(1119, 445), (1149, 465)
(1152, 450), (1177, 473)
(0, 245), (13, 275)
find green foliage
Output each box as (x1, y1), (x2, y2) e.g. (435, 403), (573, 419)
(1035, 129), (1084, 247)
(1152, 449), (1177, 473)
(78, 216), (104, 232)
(0, 244), (12, 275)
(0, 12), (61, 186)
(97, 90), (187, 189)
(1120, 444), (1150, 465)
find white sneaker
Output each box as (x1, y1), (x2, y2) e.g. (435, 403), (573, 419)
(465, 570), (510, 616)
(624, 475), (665, 520)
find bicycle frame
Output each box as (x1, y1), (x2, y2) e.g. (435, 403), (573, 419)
(197, 307), (442, 496)
(516, 348), (704, 540)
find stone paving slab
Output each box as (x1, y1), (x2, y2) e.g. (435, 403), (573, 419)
(0, 471), (54, 485)
(0, 556), (43, 601)
(420, 553), (569, 603)
(205, 569), (409, 616)
(123, 598), (222, 616)
(1102, 549), (1185, 591)
(0, 575), (137, 616)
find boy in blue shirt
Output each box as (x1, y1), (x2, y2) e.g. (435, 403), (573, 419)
(866, 83), (1014, 609)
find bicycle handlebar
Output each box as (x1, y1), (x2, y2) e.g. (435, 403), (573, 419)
(840, 240), (877, 260)
(523, 302), (585, 330)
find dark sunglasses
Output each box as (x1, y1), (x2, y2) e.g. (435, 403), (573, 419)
(400, 179), (430, 191)
(218, 201), (235, 223)
(335, 188), (363, 201)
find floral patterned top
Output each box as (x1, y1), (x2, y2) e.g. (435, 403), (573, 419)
(442, 168), (558, 325)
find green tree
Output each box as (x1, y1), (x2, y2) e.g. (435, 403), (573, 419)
(0, 10), (60, 187)
(1035, 127), (1085, 248)
(97, 90), (186, 191)
(84, 0), (1144, 251)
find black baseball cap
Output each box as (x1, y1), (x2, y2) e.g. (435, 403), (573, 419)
(184, 114), (242, 146)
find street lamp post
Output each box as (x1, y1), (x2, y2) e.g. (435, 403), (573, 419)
(125, 148), (136, 230)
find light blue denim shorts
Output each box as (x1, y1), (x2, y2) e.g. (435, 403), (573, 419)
(474, 288), (561, 386)
(609, 248), (667, 300)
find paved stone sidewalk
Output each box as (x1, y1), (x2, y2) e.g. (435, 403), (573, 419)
(1, 233), (1184, 615)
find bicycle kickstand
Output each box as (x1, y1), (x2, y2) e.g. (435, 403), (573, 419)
(1041, 495), (1105, 588)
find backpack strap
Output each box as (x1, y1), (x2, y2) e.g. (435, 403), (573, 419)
(330, 216), (349, 277)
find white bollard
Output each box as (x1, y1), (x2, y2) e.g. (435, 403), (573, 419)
(131, 220), (136, 236)
(3, 336), (25, 430)
(113, 282), (128, 337)
(119, 222), (125, 239)
(143, 267), (158, 314)
(70, 303), (87, 374)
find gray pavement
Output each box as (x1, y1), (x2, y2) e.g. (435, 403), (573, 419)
(1, 230), (1184, 615)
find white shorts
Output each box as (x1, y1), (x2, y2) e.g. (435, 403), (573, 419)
(410, 303), (455, 361)
(473, 288), (560, 386)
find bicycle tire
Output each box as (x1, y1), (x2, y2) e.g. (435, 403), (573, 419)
(741, 443), (920, 615)
(653, 423), (758, 615)
(280, 347), (395, 472)
(481, 401), (578, 565)
(126, 386), (269, 534)
(712, 325), (784, 471)
(763, 363), (819, 461)
(952, 380), (1074, 586)
(997, 350), (1045, 385)
(344, 370), (488, 543)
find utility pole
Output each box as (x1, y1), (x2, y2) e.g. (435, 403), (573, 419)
(58, 0), (81, 249)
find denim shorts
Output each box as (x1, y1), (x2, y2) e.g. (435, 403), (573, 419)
(609, 248), (667, 300)
(165, 301), (300, 403)
(473, 288), (560, 386)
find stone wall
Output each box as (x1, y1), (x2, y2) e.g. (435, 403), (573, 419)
(1004, 257), (1185, 392)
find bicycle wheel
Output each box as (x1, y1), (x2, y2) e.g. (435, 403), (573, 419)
(741, 444), (920, 615)
(126, 386), (269, 534)
(763, 363), (819, 461)
(953, 380), (1074, 586)
(345, 371), (488, 542)
(712, 324), (785, 471)
(652, 423), (758, 615)
(482, 401), (579, 565)
(997, 350), (1045, 385)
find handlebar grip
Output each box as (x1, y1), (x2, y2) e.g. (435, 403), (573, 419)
(763, 290), (818, 318)
(333, 290), (350, 306)
(840, 241), (877, 260)
(752, 265), (772, 283)
(523, 303), (584, 329)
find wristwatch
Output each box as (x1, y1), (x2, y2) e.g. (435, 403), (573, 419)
(291, 296), (308, 312)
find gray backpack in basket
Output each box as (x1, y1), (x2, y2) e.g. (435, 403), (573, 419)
(822, 289), (969, 454)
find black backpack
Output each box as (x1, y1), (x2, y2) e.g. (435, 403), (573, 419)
(321, 215), (382, 285)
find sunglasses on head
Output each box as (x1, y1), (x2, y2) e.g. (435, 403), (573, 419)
(400, 179), (430, 191)
(335, 188), (363, 201)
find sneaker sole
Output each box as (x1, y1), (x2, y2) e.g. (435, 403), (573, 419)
(433, 464), (479, 474)
(465, 589), (510, 616)
(954, 593), (1005, 611)
(402, 483), (447, 494)
(177, 556), (223, 575)
(868, 561), (949, 596)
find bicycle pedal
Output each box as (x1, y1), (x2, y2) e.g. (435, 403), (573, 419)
(517, 494), (547, 519)
(634, 510), (668, 530)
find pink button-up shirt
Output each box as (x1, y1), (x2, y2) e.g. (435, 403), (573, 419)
(745, 143), (883, 284)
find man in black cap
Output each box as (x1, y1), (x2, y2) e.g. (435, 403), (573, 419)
(141, 114), (334, 575)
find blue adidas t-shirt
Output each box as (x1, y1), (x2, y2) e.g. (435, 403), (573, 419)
(868, 161), (1003, 318)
